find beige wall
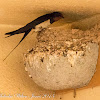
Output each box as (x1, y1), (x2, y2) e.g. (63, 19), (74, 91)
(0, 0), (100, 100)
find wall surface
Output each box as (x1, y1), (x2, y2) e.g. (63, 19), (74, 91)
(0, 0), (100, 100)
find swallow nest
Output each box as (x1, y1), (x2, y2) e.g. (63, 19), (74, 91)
(24, 24), (100, 90)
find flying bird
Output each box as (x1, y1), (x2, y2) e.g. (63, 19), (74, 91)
(3, 12), (64, 61)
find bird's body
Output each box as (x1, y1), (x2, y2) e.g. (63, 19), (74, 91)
(5, 13), (52, 37)
(4, 12), (64, 61)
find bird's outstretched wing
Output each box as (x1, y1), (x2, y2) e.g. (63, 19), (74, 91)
(3, 29), (32, 61)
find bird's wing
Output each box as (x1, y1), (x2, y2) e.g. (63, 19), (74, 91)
(3, 29), (32, 61)
(5, 27), (25, 37)
(5, 13), (51, 37)
(5, 24), (34, 37)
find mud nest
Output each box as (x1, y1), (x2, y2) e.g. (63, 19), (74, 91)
(24, 24), (100, 90)
(27, 24), (100, 56)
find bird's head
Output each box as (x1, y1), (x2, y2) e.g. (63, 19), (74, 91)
(50, 12), (64, 23)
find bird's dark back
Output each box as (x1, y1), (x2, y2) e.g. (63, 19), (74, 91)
(25, 14), (51, 29)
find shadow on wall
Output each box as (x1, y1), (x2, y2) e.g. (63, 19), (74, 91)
(62, 11), (100, 30)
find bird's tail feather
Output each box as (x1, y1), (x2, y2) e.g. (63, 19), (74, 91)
(3, 29), (32, 61)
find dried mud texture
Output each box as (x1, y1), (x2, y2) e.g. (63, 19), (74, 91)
(24, 24), (100, 90)
(29, 23), (100, 56)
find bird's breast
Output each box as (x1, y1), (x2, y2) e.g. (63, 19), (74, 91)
(34, 19), (51, 32)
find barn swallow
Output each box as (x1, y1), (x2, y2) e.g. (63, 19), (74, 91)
(3, 12), (64, 61)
